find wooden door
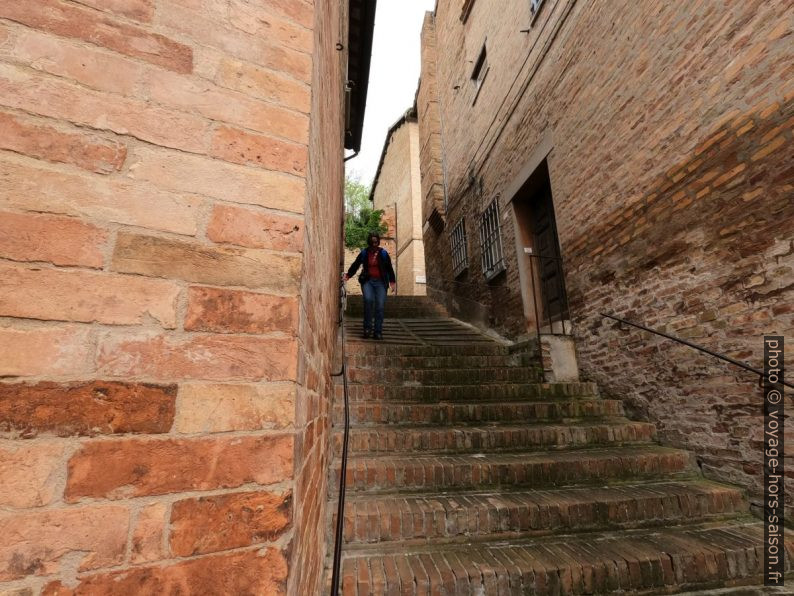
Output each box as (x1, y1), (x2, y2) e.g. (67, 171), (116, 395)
(530, 186), (565, 321)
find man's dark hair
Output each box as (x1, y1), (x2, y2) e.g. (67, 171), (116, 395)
(367, 231), (381, 244)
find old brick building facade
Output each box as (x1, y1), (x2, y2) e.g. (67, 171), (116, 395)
(0, 0), (371, 593)
(370, 110), (427, 296)
(418, 0), (792, 516)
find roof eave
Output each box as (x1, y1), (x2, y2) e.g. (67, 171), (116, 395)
(345, 0), (377, 152)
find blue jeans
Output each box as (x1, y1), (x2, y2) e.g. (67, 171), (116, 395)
(361, 279), (387, 334)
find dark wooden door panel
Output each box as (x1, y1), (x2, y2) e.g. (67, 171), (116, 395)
(531, 188), (564, 320)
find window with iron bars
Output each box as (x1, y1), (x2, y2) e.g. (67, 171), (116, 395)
(479, 200), (505, 280)
(450, 219), (468, 277)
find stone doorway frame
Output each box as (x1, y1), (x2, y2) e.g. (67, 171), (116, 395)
(504, 131), (558, 335)
(504, 131), (579, 381)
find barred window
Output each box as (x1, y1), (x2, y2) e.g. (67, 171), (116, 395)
(450, 219), (468, 277)
(479, 199), (505, 280)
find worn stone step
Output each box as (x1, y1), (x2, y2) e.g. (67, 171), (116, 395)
(336, 381), (600, 403)
(334, 398), (625, 426)
(330, 445), (695, 494)
(335, 480), (746, 546)
(346, 365), (542, 385)
(338, 520), (790, 595)
(333, 420), (657, 456)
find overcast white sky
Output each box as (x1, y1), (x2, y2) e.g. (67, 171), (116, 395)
(345, 0), (437, 186)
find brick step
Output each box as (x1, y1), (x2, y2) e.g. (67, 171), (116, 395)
(345, 314), (450, 323)
(346, 352), (535, 369)
(344, 342), (510, 357)
(346, 365), (542, 385)
(333, 419), (657, 456)
(336, 381), (600, 402)
(338, 520), (790, 595)
(335, 480), (746, 546)
(678, 586), (794, 595)
(345, 306), (448, 317)
(345, 297), (448, 317)
(345, 295), (447, 306)
(330, 445), (695, 495)
(334, 399), (625, 426)
(347, 295), (445, 304)
(346, 335), (496, 347)
(343, 318), (476, 330)
(344, 325), (489, 339)
(344, 318), (499, 346)
(345, 334), (425, 346)
(346, 301), (448, 311)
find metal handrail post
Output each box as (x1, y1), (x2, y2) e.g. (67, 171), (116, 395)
(600, 312), (793, 390)
(330, 280), (350, 594)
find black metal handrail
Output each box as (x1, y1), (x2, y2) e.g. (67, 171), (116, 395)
(329, 279), (350, 595)
(601, 313), (793, 389)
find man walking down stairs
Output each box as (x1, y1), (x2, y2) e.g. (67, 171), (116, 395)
(328, 295), (792, 594)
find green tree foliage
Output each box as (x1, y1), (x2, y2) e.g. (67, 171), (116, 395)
(344, 175), (388, 249)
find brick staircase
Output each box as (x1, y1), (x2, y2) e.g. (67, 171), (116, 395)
(328, 296), (791, 594)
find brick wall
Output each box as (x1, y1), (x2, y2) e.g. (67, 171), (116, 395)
(290, 0), (347, 591)
(417, 11), (447, 231)
(420, 1), (793, 512)
(372, 119), (427, 295)
(0, 0), (344, 593)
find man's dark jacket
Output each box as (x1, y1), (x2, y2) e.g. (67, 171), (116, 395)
(347, 247), (396, 285)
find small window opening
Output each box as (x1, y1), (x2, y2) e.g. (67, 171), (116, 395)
(471, 44), (489, 104)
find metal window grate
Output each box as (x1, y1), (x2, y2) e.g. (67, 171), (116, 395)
(479, 200), (505, 280)
(450, 219), (468, 277)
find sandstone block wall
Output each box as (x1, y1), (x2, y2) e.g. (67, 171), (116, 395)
(420, 1), (793, 512)
(0, 1), (344, 593)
